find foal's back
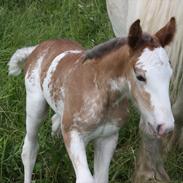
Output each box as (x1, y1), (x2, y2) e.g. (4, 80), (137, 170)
(25, 39), (84, 78)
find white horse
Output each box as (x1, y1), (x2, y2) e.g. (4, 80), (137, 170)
(106, 0), (183, 182)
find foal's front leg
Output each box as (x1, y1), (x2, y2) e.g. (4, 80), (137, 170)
(94, 133), (119, 183)
(63, 130), (94, 183)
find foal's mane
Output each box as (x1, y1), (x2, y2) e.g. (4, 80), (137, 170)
(84, 37), (127, 61)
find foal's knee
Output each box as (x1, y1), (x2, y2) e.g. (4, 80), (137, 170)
(21, 134), (39, 162)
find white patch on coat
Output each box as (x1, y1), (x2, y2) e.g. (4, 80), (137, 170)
(73, 93), (102, 124)
(25, 54), (45, 92)
(136, 47), (174, 132)
(109, 77), (126, 91)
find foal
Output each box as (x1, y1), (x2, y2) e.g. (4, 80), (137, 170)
(8, 18), (175, 183)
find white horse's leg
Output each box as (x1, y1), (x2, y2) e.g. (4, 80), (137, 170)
(135, 119), (170, 183)
(63, 130), (94, 183)
(21, 92), (47, 183)
(106, 0), (129, 37)
(134, 136), (170, 183)
(94, 133), (118, 183)
(171, 83), (183, 148)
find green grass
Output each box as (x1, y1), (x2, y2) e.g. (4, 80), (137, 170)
(0, 0), (182, 183)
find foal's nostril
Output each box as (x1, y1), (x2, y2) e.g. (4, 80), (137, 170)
(156, 124), (167, 136)
(157, 124), (162, 134)
(156, 124), (174, 136)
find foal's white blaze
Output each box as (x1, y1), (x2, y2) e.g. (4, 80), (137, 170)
(136, 47), (174, 135)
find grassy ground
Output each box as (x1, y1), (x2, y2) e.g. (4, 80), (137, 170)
(0, 0), (182, 183)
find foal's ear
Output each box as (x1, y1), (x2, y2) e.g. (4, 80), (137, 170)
(128, 19), (142, 49)
(155, 17), (176, 47)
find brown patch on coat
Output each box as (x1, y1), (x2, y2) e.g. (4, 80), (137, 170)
(40, 39), (84, 87)
(24, 40), (55, 76)
(49, 52), (83, 103)
(141, 90), (152, 110)
(62, 84), (108, 133)
(107, 94), (129, 127)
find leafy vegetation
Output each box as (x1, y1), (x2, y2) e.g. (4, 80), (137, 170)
(0, 0), (182, 182)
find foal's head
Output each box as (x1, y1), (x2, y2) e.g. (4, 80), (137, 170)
(126, 18), (176, 137)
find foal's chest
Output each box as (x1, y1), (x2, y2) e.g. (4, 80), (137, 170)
(81, 96), (129, 143)
(67, 88), (129, 140)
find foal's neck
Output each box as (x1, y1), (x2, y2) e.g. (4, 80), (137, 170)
(97, 44), (131, 82)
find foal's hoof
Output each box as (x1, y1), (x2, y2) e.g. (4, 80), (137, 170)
(134, 177), (170, 183)
(133, 169), (170, 183)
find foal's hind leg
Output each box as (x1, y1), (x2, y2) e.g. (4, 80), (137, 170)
(21, 92), (47, 183)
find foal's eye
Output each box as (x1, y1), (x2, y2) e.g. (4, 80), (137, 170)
(136, 75), (146, 82)
(169, 60), (172, 67)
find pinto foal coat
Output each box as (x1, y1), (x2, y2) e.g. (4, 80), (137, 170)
(8, 19), (175, 183)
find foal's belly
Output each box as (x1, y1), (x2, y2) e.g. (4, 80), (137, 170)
(82, 122), (120, 144)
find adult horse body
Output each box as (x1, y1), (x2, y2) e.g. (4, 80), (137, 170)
(106, 0), (183, 182)
(8, 19), (175, 183)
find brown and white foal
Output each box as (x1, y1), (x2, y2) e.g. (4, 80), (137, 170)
(8, 19), (175, 183)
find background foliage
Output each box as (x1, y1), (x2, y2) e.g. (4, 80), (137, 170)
(0, 0), (182, 182)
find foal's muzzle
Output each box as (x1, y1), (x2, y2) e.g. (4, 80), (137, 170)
(156, 123), (174, 137)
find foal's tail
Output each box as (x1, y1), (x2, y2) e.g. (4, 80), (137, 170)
(8, 46), (37, 76)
